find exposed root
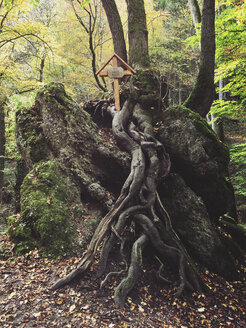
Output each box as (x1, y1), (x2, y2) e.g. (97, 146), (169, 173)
(155, 256), (171, 284)
(133, 213), (189, 295)
(51, 97), (206, 305)
(114, 234), (148, 308)
(52, 190), (127, 289)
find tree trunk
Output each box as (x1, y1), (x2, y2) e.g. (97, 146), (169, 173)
(101, 0), (127, 62)
(39, 52), (46, 83)
(0, 98), (6, 204)
(51, 92), (208, 305)
(126, 0), (149, 68)
(71, 0), (106, 92)
(188, 0), (201, 29)
(184, 0), (215, 117)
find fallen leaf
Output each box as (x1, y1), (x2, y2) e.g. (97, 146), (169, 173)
(138, 305), (144, 312)
(69, 304), (76, 312)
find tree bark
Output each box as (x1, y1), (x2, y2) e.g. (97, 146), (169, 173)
(188, 0), (201, 29)
(39, 52), (46, 83)
(184, 0), (215, 117)
(101, 0), (127, 62)
(126, 0), (150, 68)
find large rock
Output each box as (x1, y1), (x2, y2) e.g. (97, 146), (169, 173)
(159, 174), (237, 279)
(158, 105), (236, 221)
(8, 161), (75, 256)
(16, 82), (130, 212)
(14, 82), (130, 256)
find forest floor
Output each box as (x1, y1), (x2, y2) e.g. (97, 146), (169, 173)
(0, 233), (245, 328)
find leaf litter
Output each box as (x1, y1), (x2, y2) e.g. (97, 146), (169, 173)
(0, 234), (245, 327)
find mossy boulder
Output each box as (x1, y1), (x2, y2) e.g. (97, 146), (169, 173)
(13, 82), (130, 256)
(159, 174), (237, 279)
(8, 161), (75, 257)
(158, 105), (236, 221)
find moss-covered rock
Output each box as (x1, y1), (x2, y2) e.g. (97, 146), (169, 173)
(14, 82), (130, 256)
(130, 69), (168, 116)
(16, 106), (49, 170)
(7, 215), (36, 254)
(8, 161), (75, 257)
(158, 105), (236, 221)
(159, 174), (238, 279)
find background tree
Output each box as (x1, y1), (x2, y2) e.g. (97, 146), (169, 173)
(69, 0), (109, 92)
(187, 0), (201, 30)
(150, 1), (199, 106)
(184, 0), (216, 117)
(211, 0), (246, 206)
(101, 0), (127, 62)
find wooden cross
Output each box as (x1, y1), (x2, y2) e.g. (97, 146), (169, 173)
(96, 53), (135, 111)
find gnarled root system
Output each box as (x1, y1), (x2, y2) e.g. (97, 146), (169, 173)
(52, 98), (206, 306)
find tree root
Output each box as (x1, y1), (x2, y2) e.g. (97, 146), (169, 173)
(114, 234), (148, 308)
(155, 256), (171, 284)
(51, 97), (207, 306)
(100, 235), (128, 288)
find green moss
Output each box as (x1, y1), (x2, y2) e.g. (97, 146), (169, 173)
(36, 82), (75, 121)
(83, 110), (98, 130)
(29, 134), (48, 163)
(163, 105), (230, 165)
(16, 105), (49, 164)
(8, 161), (75, 257)
(132, 69), (158, 94)
(117, 276), (132, 298)
(7, 216), (36, 255)
(130, 69), (162, 113)
(123, 276), (132, 288)
(37, 82), (72, 106)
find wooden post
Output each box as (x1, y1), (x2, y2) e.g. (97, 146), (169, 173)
(112, 56), (120, 111)
(96, 54), (135, 111)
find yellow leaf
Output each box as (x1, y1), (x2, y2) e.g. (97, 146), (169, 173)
(138, 305), (144, 312)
